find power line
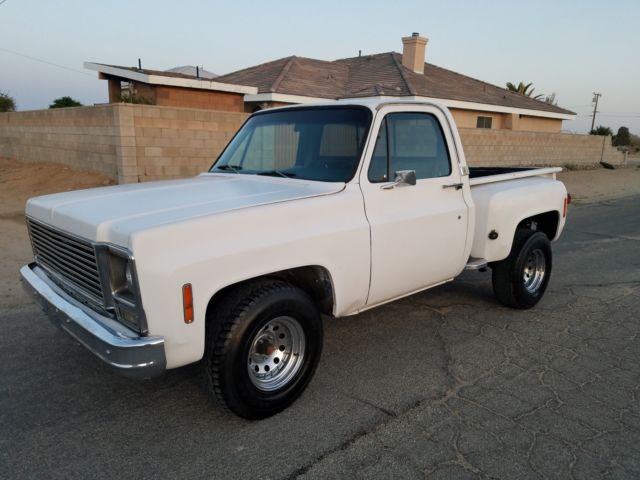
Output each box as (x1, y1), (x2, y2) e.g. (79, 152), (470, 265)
(0, 47), (94, 78)
(576, 113), (640, 118)
(592, 114), (640, 118)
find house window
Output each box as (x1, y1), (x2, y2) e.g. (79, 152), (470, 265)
(476, 116), (493, 129)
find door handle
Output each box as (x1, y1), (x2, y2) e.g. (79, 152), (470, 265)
(442, 183), (464, 190)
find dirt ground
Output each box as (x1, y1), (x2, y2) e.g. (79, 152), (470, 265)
(0, 158), (115, 307)
(557, 164), (640, 204)
(1, 157), (639, 307)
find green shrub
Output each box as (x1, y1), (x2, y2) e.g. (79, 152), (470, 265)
(0, 91), (16, 112)
(49, 96), (83, 108)
(589, 126), (613, 136)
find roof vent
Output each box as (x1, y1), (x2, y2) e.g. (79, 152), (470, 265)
(401, 33), (428, 74)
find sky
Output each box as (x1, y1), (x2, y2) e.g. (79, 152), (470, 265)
(1, 0), (639, 134)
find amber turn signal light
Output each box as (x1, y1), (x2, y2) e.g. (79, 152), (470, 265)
(182, 283), (194, 324)
(563, 193), (571, 218)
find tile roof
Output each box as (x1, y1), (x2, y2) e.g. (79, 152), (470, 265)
(215, 52), (574, 116)
(215, 56), (349, 98)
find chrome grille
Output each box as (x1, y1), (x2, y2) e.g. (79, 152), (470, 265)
(27, 218), (104, 304)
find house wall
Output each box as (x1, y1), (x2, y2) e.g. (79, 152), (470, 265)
(104, 76), (246, 112)
(154, 86), (245, 112)
(449, 108), (562, 133)
(459, 128), (625, 167)
(515, 115), (563, 133)
(450, 109), (504, 130)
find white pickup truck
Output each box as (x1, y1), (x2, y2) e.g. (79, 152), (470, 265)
(21, 99), (570, 418)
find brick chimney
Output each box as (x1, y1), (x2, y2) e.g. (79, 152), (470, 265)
(401, 32), (428, 74)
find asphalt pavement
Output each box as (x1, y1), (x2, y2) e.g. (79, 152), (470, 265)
(1, 195), (639, 479)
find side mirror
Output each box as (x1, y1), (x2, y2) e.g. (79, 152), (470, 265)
(395, 170), (417, 186)
(381, 170), (417, 190)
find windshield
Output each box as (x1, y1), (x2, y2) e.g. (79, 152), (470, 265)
(210, 107), (372, 182)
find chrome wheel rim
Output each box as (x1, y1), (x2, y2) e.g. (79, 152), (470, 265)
(523, 249), (546, 293)
(247, 316), (306, 392)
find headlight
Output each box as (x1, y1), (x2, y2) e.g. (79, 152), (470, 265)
(95, 244), (147, 334)
(125, 262), (134, 292)
(108, 251), (134, 299)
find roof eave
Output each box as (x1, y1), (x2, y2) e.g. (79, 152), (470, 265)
(244, 92), (336, 104)
(84, 62), (258, 95)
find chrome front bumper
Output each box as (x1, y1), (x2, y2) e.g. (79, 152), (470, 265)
(20, 263), (166, 379)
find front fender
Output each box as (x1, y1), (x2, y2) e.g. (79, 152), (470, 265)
(130, 185), (370, 369)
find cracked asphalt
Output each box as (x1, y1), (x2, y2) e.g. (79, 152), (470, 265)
(1, 195), (639, 479)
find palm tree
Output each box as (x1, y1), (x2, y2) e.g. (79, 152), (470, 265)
(506, 82), (544, 101)
(542, 92), (558, 106)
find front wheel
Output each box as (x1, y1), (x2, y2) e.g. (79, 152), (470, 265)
(491, 230), (552, 309)
(202, 279), (323, 419)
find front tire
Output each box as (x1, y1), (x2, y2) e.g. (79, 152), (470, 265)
(202, 279), (323, 419)
(491, 230), (552, 309)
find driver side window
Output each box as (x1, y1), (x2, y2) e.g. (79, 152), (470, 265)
(368, 112), (452, 183)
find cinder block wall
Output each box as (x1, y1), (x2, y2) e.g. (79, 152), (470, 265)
(459, 128), (625, 167)
(0, 106), (120, 178)
(129, 105), (248, 181)
(0, 104), (248, 183)
(1, 106), (625, 184)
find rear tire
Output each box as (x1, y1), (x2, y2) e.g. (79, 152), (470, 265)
(202, 279), (323, 419)
(492, 230), (552, 309)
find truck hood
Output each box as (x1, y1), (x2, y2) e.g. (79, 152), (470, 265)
(26, 173), (344, 246)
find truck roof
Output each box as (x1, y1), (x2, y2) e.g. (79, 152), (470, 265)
(260, 97), (448, 113)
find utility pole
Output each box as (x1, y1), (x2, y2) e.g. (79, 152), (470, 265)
(590, 92), (602, 132)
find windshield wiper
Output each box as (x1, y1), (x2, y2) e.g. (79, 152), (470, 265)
(257, 170), (296, 179)
(214, 164), (242, 173)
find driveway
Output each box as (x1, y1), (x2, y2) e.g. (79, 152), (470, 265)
(1, 195), (639, 479)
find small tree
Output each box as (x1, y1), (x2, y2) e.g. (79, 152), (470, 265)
(0, 91), (16, 112)
(613, 126), (630, 146)
(590, 126), (613, 136)
(49, 96), (83, 109)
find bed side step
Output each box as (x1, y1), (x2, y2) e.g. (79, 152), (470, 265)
(465, 258), (488, 271)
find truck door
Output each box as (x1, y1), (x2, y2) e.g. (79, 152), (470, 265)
(360, 106), (469, 306)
